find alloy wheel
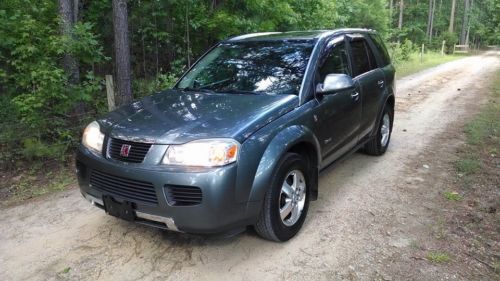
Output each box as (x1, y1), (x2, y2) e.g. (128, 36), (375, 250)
(380, 113), (391, 147)
(279, 170), (306, 226)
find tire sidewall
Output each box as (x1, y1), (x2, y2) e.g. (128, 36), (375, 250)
(268, 153), (310, 241)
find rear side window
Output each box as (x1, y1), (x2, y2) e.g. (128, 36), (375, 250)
(369, 34), (391, 66)
(350, 39), (375, 77)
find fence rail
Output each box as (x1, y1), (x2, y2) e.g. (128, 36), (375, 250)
(453, 44), (469, 54)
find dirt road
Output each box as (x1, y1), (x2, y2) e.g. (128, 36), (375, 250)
(1, 52), (498, 281)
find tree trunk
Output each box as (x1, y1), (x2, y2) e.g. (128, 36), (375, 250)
(465, 0), (474, 45)
(429, 0), (436, 41)
(426, 0), (433, 41)
(460, 0), (470, 45)
(165, 3), (175, 71)
(112, 0), (133, 105)
(398, 0), (404, 30)
(460, 0), (470, 44)
(154, 11), (159, 77)
(186, 5), (191, 68)
(449, 0), (456, 33)
(389, 0), (394, 22)
(73, 0), (79, 22)
(58, 0), (80, 85)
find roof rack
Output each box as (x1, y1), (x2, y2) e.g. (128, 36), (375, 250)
(228, 32), (281, 41)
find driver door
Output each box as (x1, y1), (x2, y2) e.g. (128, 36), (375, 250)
(314, 37), (362, 163)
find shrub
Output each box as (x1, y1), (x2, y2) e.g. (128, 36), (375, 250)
(0, 0), (106, 167)
(438, 32), (458, 54)
(387, 39), (416, 65)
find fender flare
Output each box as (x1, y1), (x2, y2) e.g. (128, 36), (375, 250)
(371, 93), (395, 138)
(247, 125), (321, 203)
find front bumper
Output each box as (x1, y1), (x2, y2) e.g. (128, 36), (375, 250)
(83, 193), (180, 231)
(76, 146), (258, 234)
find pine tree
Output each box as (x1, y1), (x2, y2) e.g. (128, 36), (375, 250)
(112, 0), (133, 105)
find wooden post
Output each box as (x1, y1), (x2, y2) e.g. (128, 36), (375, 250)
(441, 40), (446, 55)
(105, 75), (116, 112)
(420, 44), (425, 63)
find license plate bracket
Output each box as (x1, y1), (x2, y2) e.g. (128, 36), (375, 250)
(103, 195), (136, 221)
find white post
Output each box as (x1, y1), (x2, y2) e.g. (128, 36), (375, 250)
(105, 75), (116, 112)
(441, 40), (446, 55)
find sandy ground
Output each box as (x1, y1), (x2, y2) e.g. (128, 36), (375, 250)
(0, 52), (498, 281)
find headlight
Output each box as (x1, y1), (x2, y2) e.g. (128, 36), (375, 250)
(82, 121), (105, 153)
(162, 139), (239, 167)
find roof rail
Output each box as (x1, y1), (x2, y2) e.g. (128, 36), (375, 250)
(228, 32), (282, 41)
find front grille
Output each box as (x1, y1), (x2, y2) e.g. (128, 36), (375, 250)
(90, 170), (158, 205)
(108, 138), (152, 163)
(165, 185), (202, 206)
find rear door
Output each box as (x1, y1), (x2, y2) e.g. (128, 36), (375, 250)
(368, 33), (396, 98)
(347, 35), (385, 139)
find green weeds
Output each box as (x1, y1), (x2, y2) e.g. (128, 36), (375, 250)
(426, 251), (451, 263)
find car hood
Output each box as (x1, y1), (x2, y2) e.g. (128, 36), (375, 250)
(98, 89), (298, 144)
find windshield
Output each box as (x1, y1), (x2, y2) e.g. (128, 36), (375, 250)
(176, 40), (314, 95)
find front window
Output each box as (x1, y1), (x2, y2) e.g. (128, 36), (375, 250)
(317, 41), (351, 82)
(176, 40), (315, 95)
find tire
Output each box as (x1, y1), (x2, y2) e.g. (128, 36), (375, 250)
(254, 153), (310, 242)
(364, 104), (394, 156)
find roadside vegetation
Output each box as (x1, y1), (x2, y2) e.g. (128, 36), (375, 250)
(395, 51), (463, 77)
(0, 0), (498, 205)
(435, 70), (499, 276)
(426, 251), (452, 263)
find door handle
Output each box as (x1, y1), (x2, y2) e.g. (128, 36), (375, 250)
(351, 92), (359, 100)
(377, 80), (384, 88)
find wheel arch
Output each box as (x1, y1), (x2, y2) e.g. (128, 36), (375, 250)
(370, 93), (395, 138)
(287, 141), (320, 201)
(247, 125), (321, 203)
(386, 94), (395, 111)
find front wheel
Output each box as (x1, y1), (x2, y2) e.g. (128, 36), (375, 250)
(254, 153), (310, 242)
(364, 105), (394, 156)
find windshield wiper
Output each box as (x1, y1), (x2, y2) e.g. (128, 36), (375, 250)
(179, 87), (215, 94)
(215, 89), (262, 95)
(198, 78), (232, 89)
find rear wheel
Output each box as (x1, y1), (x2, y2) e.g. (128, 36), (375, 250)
(254, 153), (310, 242)
(364, 105), (393, 156)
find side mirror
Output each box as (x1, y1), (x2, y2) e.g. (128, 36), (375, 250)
(316, 74), (355, 94)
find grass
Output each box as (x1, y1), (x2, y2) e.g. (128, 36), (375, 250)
(443, 191), (463, 202)
(426, 251), (452, 263)
(396, 51), (464, 78)
(432, 69), (500, 276)
(454, 70), (500, 179)
(454, 158), (481, 175)
(450, 69), (500, 193)
(2, 166), (75, 207)
(56, 266), (71, 278)
(432, 218), (448, 240)
(464, 102), (500, 147)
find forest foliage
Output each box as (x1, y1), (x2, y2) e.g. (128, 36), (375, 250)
(0, 0), (498, 168)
